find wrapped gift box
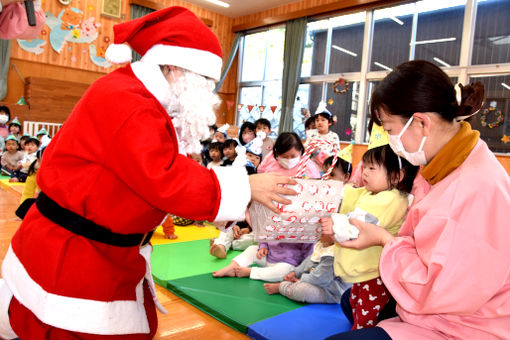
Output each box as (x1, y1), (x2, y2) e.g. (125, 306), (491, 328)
(249, 178), (344, 243)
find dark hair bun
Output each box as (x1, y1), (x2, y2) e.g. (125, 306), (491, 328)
(456, 81), (485, 118)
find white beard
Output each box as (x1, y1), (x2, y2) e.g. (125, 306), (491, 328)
(164, 70), (219, 155)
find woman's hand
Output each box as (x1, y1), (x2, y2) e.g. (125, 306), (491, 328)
(339, 219), (395, 249)
(320, 217), (333, 235)
(249, 173), (297, 214)
(257, 248), (268, 259)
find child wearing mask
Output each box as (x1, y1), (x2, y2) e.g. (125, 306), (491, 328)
(257, 132), (320, 178)
(254, 118), (275, 160)
(238, 121), (256, 146)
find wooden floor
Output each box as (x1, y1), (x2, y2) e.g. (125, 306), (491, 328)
(0, 186), (247, 339)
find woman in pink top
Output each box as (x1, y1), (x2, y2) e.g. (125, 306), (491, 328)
(257, 132), (320, 178)
(328, 60), (510, 339)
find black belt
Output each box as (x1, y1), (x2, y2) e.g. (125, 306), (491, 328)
(35, 192), (153, 247)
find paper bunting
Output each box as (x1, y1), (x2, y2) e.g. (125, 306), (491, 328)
(259, 106), (265, 113)
(247, 105), (254, 112)
(237, 104), (243, 111)
(16, 96), (27, 105)
(270, 106), (277, 113)
(226, 101), (234, 109)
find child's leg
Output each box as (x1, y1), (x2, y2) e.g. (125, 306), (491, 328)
(350, 277), (390, 330)
(250, 262), (294, 282)
(213, 245), (261, 277)
(231, 232), (254, 251)
(214, 230), (234, 250)
(278, 281), (330, 303)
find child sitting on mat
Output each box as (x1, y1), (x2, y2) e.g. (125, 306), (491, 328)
(264, 232), (350, 303)
(321, 131), (418, 329)
(1, 135), (23, 179)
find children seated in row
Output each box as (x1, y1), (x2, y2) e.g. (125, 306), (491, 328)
(254, 118), (275, 160)
(1, 135), (23, 178)
(321, 128), (418, 330)
(264, 233), (351, 304)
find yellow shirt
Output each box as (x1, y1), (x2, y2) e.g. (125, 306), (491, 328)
(20, 173), (39, 203)
(334, 185), (409, 283)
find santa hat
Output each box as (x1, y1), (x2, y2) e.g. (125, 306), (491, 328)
(105, 6), (223, 81)
(245, 131), (265, 157)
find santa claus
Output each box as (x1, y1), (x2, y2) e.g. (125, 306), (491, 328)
(0, 6), (295, 339)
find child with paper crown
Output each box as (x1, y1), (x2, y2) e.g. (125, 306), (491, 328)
(1, 135), (23, 178)
(36, 127), (51, 148)
(305, 101), (341, 166)
(244, 131), (265, 169)
(322, 142), (353, 182)
(213, 123), (229, 143)
(320, 124), (419, 330)
(12, 136), (39, 182)
(8, 117), (21, 141)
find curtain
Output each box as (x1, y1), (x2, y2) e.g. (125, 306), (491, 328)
(214, 32), (242, 93)
(278, 17), (307, 133)
(130, 4), (155, 62)
(0, 39), (11, 101)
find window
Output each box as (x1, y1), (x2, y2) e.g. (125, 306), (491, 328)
(237, 0), (510, 153)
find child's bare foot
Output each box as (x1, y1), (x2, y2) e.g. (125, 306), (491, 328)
(9, 178), (18, 183)
(163, 234), (178, 240)
(264, 283), (280, 295)
(213, 262), (239, 277)
(234, 266), (251, 278)
(210, 244), (226, 259)
(209, 238), (215, 247)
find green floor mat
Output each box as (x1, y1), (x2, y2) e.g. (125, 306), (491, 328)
(166, 273), (304, 333)
(151, 239), (242, 285)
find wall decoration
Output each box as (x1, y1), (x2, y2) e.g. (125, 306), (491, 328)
(88, 44), (111, 68)
(45, 8), (99, 53)
(17, 38), (46, 54)
(100, 0), (121, 19)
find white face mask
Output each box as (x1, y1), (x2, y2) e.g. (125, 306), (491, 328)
(388, 116), (428, 166)
(0, 115), (8, 125)
(278, 156), (301, 169)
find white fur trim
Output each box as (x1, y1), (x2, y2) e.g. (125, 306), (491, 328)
(105, 44), (133, 64)
(141, 44), (222, 81)
(0, 280), (17, 339)
(212, 166), (251, 222)
(2, 246), (150, 335)
(131, 61), (171, 109)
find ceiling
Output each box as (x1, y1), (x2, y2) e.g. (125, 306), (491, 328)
(183, 0), (301, 18)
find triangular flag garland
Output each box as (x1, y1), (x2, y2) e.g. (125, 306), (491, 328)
(237, 104), (243, 111)
(236, 104), (280, 115)
(259, 106), (265, 113)
(270, 106), (277, 113)
(247, 105), (254, 112)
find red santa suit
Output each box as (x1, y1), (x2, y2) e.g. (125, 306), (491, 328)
(0, 7), (250, 339)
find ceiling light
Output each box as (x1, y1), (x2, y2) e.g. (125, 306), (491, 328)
(332, 45), (358, 57)
(433, 57), (451, 67)
(374, 62), (393, 71)
(205, 0), (229, 8)
(414, 37), (456, 45)
(390, 16), (404, 25)
(502, 83), (510, 90)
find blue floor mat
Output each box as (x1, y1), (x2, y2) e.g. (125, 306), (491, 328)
(247, 303), (352, 340)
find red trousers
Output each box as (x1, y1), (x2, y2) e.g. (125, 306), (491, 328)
(8, 281), (158, 339)
(349, 277), (390, 329)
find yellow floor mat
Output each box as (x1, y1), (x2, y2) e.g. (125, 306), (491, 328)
(150, 223), (220, 245)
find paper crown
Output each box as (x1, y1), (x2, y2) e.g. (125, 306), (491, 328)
(368, 124), (389, 150)
(36, 128), (48, 136)
(315, 101), (332, 116)
(337, 142), (353, 163)
(105, 6), (223, 81)
(9, 117), (21, 126)
(5, 134), (18, 142)
(245, 131), (265, 157)
(216, 123), (230, 136)
(22, 133), (32, 138)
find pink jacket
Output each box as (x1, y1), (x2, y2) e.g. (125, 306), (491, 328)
(378, 140), (510, 339)
(257, 151), (321, 178)
(0, 2), (45, 40)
